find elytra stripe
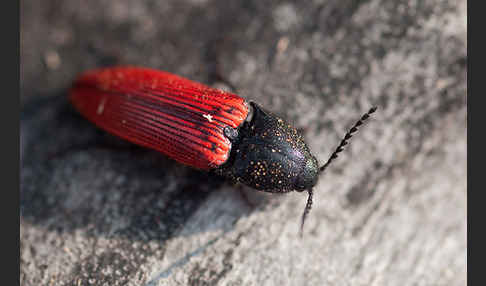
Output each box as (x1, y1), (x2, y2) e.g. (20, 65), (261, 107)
(141, 85), (247, 115)
(128, 87), (241, 128)
(116, 103), (226, 153)
(123, 93), (227, 137)
(104, 115), (216, 168)
(76, 67), (248, 127)
(73, 87), (227, 158)
(108, 110), (221, 158)
(91, 83), (239, 130)
(70, 66), (249, 169)
(103, 109), (228, 168)
(97, 88), (228, 142)
(119, 98), (223, 145)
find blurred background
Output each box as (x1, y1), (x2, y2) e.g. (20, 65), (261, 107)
(21, 0), (466, 285)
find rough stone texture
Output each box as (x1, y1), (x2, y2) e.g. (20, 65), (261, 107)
(21, 0), (467, 285)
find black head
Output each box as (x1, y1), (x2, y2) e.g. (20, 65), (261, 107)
(218, 103), (377, 237)
(219, 102), (319, 192)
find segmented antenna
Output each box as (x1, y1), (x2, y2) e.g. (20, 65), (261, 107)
(319, 106), (377, 173)
(300, 107), (377, 237)
(300, 189), (313, 238)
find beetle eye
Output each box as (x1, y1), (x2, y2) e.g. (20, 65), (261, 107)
(295, 157), (319, 191)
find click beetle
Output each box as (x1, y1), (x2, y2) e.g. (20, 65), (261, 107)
(70, 66), (377, 235)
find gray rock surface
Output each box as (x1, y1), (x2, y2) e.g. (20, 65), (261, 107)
(21, 0), (467, 285)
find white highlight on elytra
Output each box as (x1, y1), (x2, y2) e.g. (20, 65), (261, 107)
(97, 97), (107, 115)
(203, 114), (213, 122)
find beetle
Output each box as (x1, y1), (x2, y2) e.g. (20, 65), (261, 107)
(70, 66), (377, 236)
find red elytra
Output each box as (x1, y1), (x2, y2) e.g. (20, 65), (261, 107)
(70, 66), (249, 170)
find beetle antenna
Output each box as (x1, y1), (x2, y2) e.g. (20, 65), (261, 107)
(319, 106), (377, 173)
(300, 189), (314, 238)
